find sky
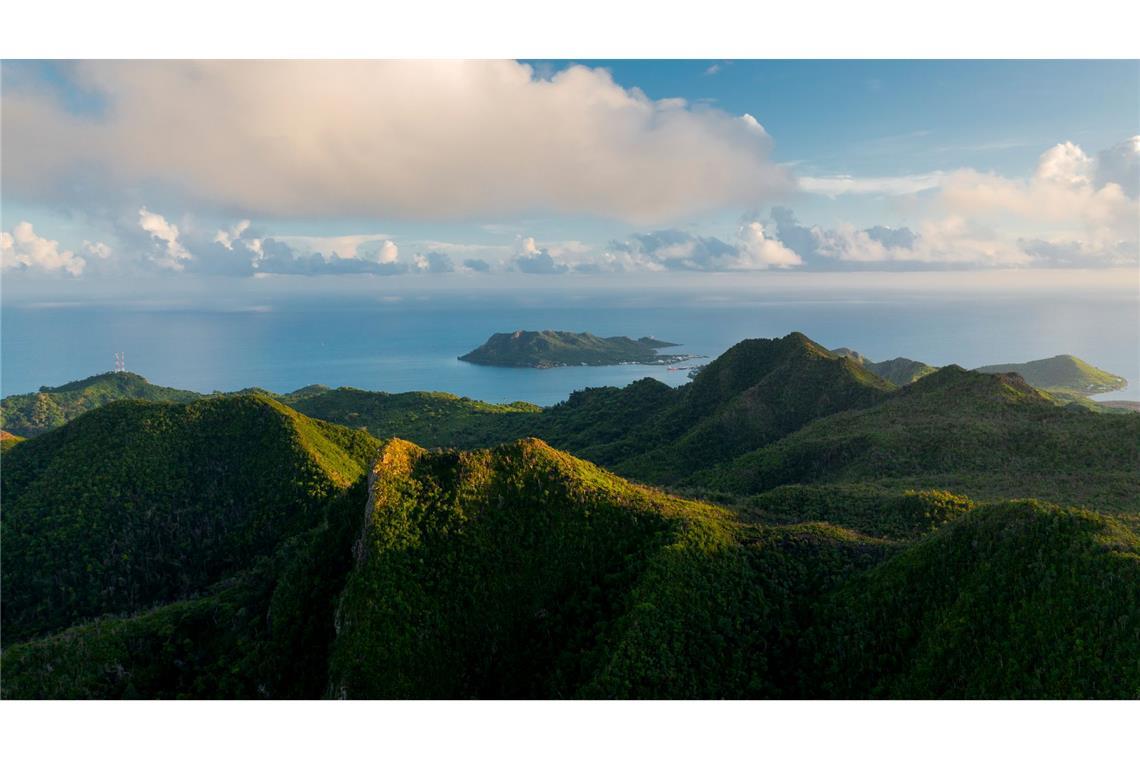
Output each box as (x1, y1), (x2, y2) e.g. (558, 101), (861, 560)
(1, 59), (1138, 299)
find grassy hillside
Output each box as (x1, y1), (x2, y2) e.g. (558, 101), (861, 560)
(706, 366), (1140, 512)
(458, 330), (687, 368)
(975, 354), (1128, 398)
(807, 500), (1140, 698)
(0, 429), (24, 452)
(0, 394), (379, 644)
(0, 372), (202, 437)
(286, 387), (539, 448)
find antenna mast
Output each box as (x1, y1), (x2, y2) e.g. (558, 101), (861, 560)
(114, 352), (125, 373)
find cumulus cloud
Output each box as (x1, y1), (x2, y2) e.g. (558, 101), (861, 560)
(769, 207), (1026, 266)
(462, 258), (491, 272)
(604, 225), (800, 272)
(734, 222), (803, 269)
(3, 60), (792, 223)
(512, 237), (570, 275)
(214, 219), (251, 250)
(1, 222), (89, 276)
(938, 138), (1138, 254)
(415, 251), (455, 274)
(138, 207), (192, 270)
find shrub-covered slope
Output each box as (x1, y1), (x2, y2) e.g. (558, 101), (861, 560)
(807, 500), (1140, 698)
(0, 372), (202, 437)
(706, 366), (1140, 511)
(0, 394), (379, 644)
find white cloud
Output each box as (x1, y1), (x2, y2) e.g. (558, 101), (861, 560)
(799, 171), (946, 197)
(4, 61), (792, 224)
(138, 207), (192, 270)
(362, 240), (399, 265)
(938, 139), (1138, 251)
(732, 222), (802, 269)
(1, 221), (88, 276)
(214, 219), (251, 250)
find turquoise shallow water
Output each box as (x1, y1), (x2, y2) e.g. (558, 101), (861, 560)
(3, 291), (1137, 406)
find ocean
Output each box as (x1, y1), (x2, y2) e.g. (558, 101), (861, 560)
(3, 290), (1138, 406)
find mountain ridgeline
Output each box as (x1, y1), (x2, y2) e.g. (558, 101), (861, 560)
(2, 331), (1139, 698)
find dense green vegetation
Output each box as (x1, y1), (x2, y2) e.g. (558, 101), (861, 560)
(0, 394), (378, 644)
(327, 438), (892, 698)
(458, 329), (690, 367)
(807, 501), (1140, 698)
(4, 330), (1139, 699)
(0, 371), (202, 437)
(286, 387), (539, 448)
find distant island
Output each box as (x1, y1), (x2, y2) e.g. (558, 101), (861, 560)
(458, 330), (702, 368)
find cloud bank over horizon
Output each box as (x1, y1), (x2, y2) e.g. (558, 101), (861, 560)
(1, 62), (1137, 284)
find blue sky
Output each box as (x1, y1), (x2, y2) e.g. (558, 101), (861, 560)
(1, 59), (1137, 292)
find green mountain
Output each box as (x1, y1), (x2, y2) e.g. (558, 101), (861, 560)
(974, 354), (1128, 398)
(833, 346), (1128, 400)
(833, 347), (940, 385)
(0, 394), (379, 644)
(608, 333), (892, 483)
(0, 372), (202, 437)
(458, 330), (689, 368)
(706, 366), (1140, 513)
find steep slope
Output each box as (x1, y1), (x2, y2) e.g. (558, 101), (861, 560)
(708, 366), (1140, 511)
(0, 372), (202, 437)
(327, 438), (888, 698)
(807, 500), (1140, 698)
(0, 394), (379, 644)
(974, 354), (1128, 398)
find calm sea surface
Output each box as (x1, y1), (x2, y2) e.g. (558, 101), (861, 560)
(3, 292), (1138, 405)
